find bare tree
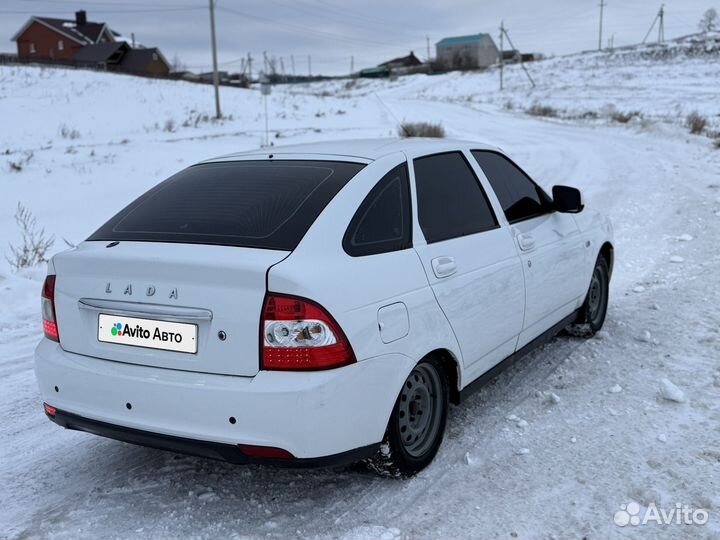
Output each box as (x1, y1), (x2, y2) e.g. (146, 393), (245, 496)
(698, 8), (718, 32)
(5, 203), (55, 271)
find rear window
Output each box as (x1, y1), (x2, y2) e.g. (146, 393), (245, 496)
(88, 160), (365, 250)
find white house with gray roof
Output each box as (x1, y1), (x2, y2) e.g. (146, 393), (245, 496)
(436, 33), (499, 69)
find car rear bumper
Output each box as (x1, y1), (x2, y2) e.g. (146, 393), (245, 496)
(45, 407), (379, 467)
(34, 339), (415, 461)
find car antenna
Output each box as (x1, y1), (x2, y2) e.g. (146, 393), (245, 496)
(372, 92), (409, 137)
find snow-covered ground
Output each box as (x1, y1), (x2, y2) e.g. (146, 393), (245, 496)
(1, 57), (719, 539)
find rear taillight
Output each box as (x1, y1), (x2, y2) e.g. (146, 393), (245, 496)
(41, 275), (59, 342)
(261, 293), (355, 371)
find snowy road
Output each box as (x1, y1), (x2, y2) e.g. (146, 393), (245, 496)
(2, 72), (720, 539)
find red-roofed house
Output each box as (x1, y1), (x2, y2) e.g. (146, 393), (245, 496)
(11, 10), (115, 60)
(10, 10), (171, 76)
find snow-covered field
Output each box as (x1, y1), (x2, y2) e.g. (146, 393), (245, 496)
(1, 53), (719, 539)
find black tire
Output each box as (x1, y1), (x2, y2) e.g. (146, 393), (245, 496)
(364, 357), (449, 477)
(569, 255), (610, 336)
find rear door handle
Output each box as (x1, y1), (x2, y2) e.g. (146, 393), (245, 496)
(431, 256), (457, 278)
(516, 233), (536, 251)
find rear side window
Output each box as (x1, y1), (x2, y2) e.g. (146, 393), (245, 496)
(88, 160), (365, 250)
(413, 152), (498, 244)
(343, 164), (411, 256)
(471, 151), (553, 223)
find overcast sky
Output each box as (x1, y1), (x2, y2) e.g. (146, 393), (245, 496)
(1, 0), (714, 74)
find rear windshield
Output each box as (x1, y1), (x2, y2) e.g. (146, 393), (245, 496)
(88, 160), (365, 250)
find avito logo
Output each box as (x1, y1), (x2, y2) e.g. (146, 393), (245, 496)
(110, 322), (152, 339)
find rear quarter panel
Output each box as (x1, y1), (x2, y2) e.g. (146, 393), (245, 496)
(267, 153), (463, 386)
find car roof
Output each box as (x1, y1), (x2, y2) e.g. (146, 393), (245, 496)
(202, 138), (500, 163)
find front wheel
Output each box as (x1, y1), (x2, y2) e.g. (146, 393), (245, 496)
(570, 255), (610, 336)
(364, 357), (448, 477)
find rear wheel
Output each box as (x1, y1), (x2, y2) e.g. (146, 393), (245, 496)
(569, 255), (610, 336)
(364, 357), (448, 477)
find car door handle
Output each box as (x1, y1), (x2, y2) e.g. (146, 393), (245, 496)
(516, 233), (536, 251)
(431, 256), (457, 278)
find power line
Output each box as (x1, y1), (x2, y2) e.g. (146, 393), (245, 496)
(216, 5), (408, 48)
(16, 0), (200, 6)
(0, 6), (204, 14)
(257, 0), (427, 41)
(307, 0), (430, 33)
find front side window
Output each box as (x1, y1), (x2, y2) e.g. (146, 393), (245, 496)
(413, 152), (498, 244)
(343, 164), (411, 256)
(471, 150), (553, 223)
(89, 160), (365, 250)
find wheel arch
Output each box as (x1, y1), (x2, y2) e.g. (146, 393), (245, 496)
(423, 348), (461, 405)
(599, 241), (614, 277)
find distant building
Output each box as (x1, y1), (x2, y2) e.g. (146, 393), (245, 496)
(120, 48), (170, 76)
(359, 51), (425, 78)
(436, 33), (499, 69)
(11, 10), (113, 60)
(501, 49), (521, 63)
(10, 10), (170, 76)
(378, 51), (423, 70)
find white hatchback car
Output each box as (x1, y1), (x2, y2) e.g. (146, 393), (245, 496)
(36, 139), (613, 475)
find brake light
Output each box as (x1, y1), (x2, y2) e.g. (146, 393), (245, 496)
(43, 403), (57, 417)
(261, 293), (356, 371)
(41, 275), (59, 342)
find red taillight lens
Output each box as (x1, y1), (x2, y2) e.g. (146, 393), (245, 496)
(261, 293), (356, 371)
(43, 403), (57, 417)
(238, 444), (294, 460)
(41, 275), (59, 342)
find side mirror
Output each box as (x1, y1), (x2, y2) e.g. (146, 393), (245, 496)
(552, 185), (584, 213)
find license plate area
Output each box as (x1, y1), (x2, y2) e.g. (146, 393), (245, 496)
(98, 313), (198, 354)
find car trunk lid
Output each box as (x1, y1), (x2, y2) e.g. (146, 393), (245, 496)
(53, 241), (287, 377)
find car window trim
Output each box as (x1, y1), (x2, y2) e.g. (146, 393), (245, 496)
(470, 149), (556, 225)
(412, 151), (500, 244)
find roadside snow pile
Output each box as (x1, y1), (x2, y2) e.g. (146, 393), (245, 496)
(407, 38), (720, 134)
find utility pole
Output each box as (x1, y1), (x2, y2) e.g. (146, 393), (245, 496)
(598, 0), (606, 51)
(263, 51), (268, 74)
(642, 4), (666, 44)
(308, 55), (311, 76)
(499, 20), (504, 91)
(500, 23), (536, 88)
(426, 35), (431, 61)
(208, 0), (221, 119)
(291, 54), (295, 75)
(247, 52), (252, 81)
(350, 56), (354, 75)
